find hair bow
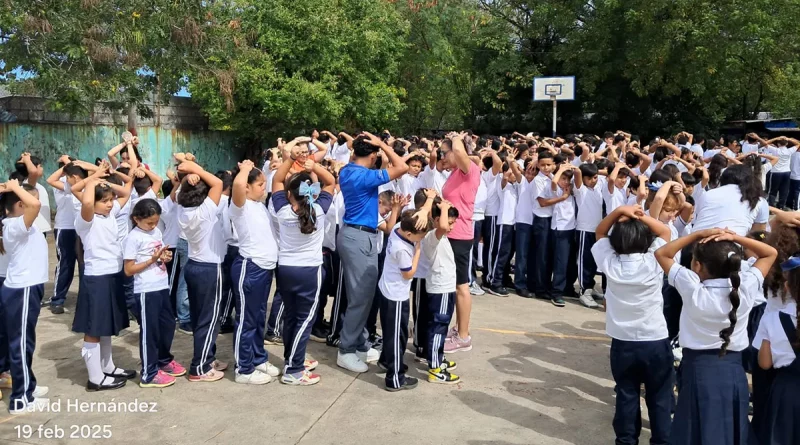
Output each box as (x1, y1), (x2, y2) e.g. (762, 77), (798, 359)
(647, 181), (664, 192)
(780, 254), (800, 272)
(299, 181), (321, 205)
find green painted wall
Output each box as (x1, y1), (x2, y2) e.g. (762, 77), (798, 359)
(0, 123), (245, 209)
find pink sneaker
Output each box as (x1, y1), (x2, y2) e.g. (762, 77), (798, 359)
(188, 369), (224, 382)
(212, 360), (228, 371)
(447, 327), (458, 339)
(160, 360), (187, 377)
(444, 335), (472, 353)
(139, 370), (176, 388)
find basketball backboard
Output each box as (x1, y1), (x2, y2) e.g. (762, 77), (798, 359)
(533, 76), (575, 101)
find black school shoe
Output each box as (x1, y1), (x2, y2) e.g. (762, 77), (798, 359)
(311, 325), (330, 343)
(104, 367), (137, 380)
(486, 286), (509, 297)
(87, 375), (127, 392)
(368, 333), (383, 350)
(551, 296), (566, 307)
(50, 304), (65, 314)
(325, 335), (340, 347)
(386, 376), (418, 392)
(516, 288), (534, 299)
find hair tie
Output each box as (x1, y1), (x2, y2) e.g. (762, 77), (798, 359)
(781, 255), (800, 272)
(727, 251), (735, 259)
(647, 181), (663, 192)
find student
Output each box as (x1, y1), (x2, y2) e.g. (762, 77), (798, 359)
(574, 163), (605, 308)
(217, 171), (238, 335)
(176, 156), (228, 382)
(591, 204), (673, 445)
(158, 174), (181, 317)
(485, 149), (521, 296)
(324, 170), (347, 347)
(0, 180), (50, 413)
(378, 209), (432, 391)
(272, 152), (335, 385)
(550, 165), (578, 306)
(788, 149), (800, 210)
(513, 158), (536, 298)
(752, 255), (800, 444)
(760, 136), (798, 209)
(107, 136), (146, 170)
(72, 172), (136, 392)
(604, 162), (630, 214)
(123, 199), (184, 388)
(14, 153), (50, 235)
(530, 151), (558, 301)
(477, 149), (502, 294)
(0, 235), (9, 396)
(692, 165), (762, 236)
(409, 190), (433, 360)
(655, 228), (777, 445)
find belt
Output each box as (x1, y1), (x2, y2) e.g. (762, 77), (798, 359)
(345, 223), (378, 234)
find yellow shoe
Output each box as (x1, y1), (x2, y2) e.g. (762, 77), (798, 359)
(428, 366), (461, 385)
(0, 372), (11, 389)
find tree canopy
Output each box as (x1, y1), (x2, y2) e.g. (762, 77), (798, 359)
(2, 0), (798, 138)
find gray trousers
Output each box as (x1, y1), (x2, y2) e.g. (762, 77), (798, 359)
(336, 225), (380, 354)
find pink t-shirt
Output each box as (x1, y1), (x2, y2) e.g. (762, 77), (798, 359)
(442, 162), (480, 240)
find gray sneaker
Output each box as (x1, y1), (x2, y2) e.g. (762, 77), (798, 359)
(337, 352), (368, 373)
(469, 282), (485, 296)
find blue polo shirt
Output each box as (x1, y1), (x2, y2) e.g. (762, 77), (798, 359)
(339, 163), (390, 229)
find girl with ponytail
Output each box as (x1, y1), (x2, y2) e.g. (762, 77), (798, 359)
(271, 137), (336, 385)
(655, 228), (777, 445)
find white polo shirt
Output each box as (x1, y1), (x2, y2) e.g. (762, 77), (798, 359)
(1, 215), (49, 288)
(219, 195), (239, 248)
(766, 145), (798, 173)
(178, 197), (226, 264)
(550, 186), (576, 231)
(273, 190), (332, 267)
(692, 184), (758, 236)
(498, 180), (518, 226)
(515, 179), (535, 225)
(753, 301), (797, 368)
(531, 172), (554, 218)
(322, 191), (344, 251)
(33, 182), (51, 232)
(76, 201), (124, 276)
(158, 196), (180, 247)
(422, 231), (456, 294)
(668, 263), (763, 352)
(690, 144), (704, 158)
(473, 175), (488, 222)
(603, 184), (627, 215)
(790, 151), (800, 181)
(52, 179), (77, 230)
(482, 171), (502, 217)
(419, 166), (450, 195)
(574, 177), (606, 232)
(378, 229), (416, 302)
(230, 198), (278, 270)
(741, 142), (760, 155)
(328, 142), (351, 165)
(592, 237), (668, 341)
(122, 227), (169, 293)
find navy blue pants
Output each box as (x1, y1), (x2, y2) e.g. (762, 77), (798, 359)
(426, 291), (455, 369)
(278, 265), (322, 375)
(480, 215), (497, 285)
(610, 338), (674, 445)
(378, 296), (410, 389)
(411, 278), (429, 357)
(327, 251), (347, 343)
(165, 247), (179, 318)
(471, 219), (483, 283)
(231, 257), (272, 375)
(0, 284), (43, 409)
(531, 216), (553, 297)
(767, 171), (791, 209)
(135, 289), (176, 383)
(788, 178), (800, 210)
(0, 277), (7, 373)
(552, 229), (577, 297)
(513, 223), (532, 291)
(266, 273), (284, 338)
(576, 230), (599, 293)
(488, 224), (514, 288)
(184, 260), (223, 376)
(367, 235), (389, 338)
(123, 275), (138, 323)
(316, 249), (334, 328)
(221, 245), (239, 327)
(52, 228), (82, 306)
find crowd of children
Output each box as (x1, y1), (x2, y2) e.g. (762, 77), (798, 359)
(0, 128), (799, 444)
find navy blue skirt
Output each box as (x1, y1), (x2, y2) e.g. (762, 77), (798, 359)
(72, 272), (129, 337)
(756, 369), (800, 445)
(744, 302), (767, 374)
(671, 349), (750, 445)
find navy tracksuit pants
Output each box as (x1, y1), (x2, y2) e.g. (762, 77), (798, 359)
(278, 265), (322, 375)
(316, 249), (334, 329)
(471, 219), (484, 283)
(266, 271), (284, 338)
(0, 277), (7, 373)
(165, 247), (180, 318)
(767, 171), (792, 209)
(378, 296), (410, 389)
(480, 215), (497, 284)
(531, 216), (553, 297)
(576, 230), (599, 293)
(327, 252), (347, 343)
(123, 275), (138, 323)
(231, 257), (272, 375)
(411, 278), (429, 357)
(184, 260), (223, 376)
(51, 228), (82, 306)
(135, 289), (176, 383)
(0, 283), (43, 409)
(221, 245), (239, 328)
(552, 229), (577, 297)
(488, 224), (514, 288)
(426, 291), (455, 369)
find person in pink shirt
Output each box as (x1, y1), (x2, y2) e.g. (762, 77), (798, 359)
(440, 133), (480, 353)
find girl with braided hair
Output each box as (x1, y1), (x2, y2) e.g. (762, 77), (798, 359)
(655, 228), (777, 445)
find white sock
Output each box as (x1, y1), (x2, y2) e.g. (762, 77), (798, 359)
(99, 337), (116, 374)
(82, 342), (104, 384)
(477, 242), (484, 268)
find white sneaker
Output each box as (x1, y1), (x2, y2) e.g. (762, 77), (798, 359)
(592, 289), (605, 300)
(337, 352), (368, 373)
(256, 362), (281, 377)
(32, 386), (49, 398)
(234, 369), (272, 385)
(9, 397), (50, 415)
(469, 282), (485, 296)
(579, 291), (600, 308)
(356, 348), (380, 364)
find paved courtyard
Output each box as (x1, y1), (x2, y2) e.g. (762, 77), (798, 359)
(1, 240), (643, 445)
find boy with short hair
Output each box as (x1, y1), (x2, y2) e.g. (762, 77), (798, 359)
(574, 163), (605, 308)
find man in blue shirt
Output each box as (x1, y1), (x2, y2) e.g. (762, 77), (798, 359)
(336, 132), (408, 373)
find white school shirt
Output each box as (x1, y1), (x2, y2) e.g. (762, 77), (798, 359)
(692, 184), (758, 236)
(740, 257), (767, 306)
(668, 263), (764, 351)
(322, 191), (344, 251)
(766, 146), (798, 173)
(422, 230), (456, 294)
(741, 142), (760, 155)
(158, 197), (180, 247)
(420, 166), (450, 195)
(1, 215), (48, 288)
(33, 182), (51, 232)
(122, 227), (169, 293)
(550, 186), (576, 230)
(75, 201), (123, 276)
(753, 300), (797, 367)
(219, 195), (239, 248)
(690, 144), (704, 158)
(531, 172), (554, 218)
(603, 184), (627, 215)
(592, 237), (668, 341)
(53, 179), (78, 230)
(272, 190), (333, 267)
(514, 179), (534, 225)
(497, 180), (518, 226)
(0, 242), (8, 277)
(378, 229), (416, 302)
(574, 178), (606, 233)
(329, 142), (351, 165)
(116, 198), (132, 241)
(483, 171), (502, 217)
(178, 197), (226, 264)
(230, 198), (277, 270)
(790, 151), (800, 181)
(473, 175), (488, 222)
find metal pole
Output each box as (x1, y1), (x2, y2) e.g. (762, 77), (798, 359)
(551, 97), (557, 138)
